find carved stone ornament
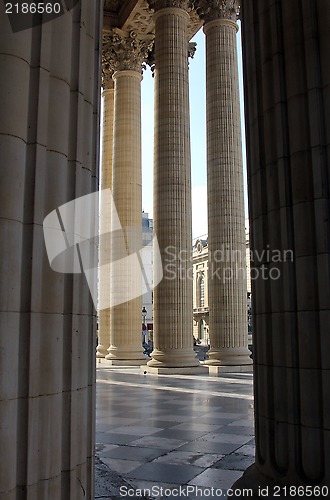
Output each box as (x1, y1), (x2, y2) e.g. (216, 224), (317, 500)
(188, 41), (197, 59)
(102, 35), (114, 89)
(147, 0), (190, 12)
(193, 0), (240, 23)
(102, 29), (154, 76)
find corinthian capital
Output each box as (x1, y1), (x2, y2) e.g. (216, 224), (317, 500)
(147, 0), (190, 12)
(102, 30), (153, 75)
(193, 0), (240, 23)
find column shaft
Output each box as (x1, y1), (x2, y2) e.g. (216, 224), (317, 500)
(97, 84), (114, 358)
(147, 6), (199, 371)
(106, 70), (145, 364)
(204, 17), (251, 366)
(233, 0), (330, 494)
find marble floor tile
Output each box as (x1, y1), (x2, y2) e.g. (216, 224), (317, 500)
(213, 452), (255, 471)
(99, 445), (168, 462)
(236, 444), (255, 456)
(177, 440), (242, 455)
(218, 425), (254, 436)
(188, 467), (243, 489)
(109, 425), (163, 436)
(197, 432), (251, 445)
(124, 479), (182, 498)
(96, 432), (140, 445)
(101, 457), (143, 474)
(228, 418), (254, 427)
(170, 422), (222, 432)
(125, 462), (205, 484)
(150, 429), (209, 441)
(95, 366), (255, 498)
(153, 450), (224, 468)
(145, 419), (183, 428)
(130, 436), (187, 450)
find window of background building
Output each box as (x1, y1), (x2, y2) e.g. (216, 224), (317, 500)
(200, 276), (205, 308)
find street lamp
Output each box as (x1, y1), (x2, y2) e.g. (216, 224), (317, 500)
(142, 306), (147, 343)
(142, 306), (147, 325)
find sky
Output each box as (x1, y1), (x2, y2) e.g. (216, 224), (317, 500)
(141, 24), (248, 240)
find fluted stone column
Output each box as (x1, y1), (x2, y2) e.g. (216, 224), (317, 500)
(145, 0), (202, 374)
(97, 46), (115, 358)
(198, 0), (251, 369)
(232, 0), (330, 495)
(0, 2), (101, 498)
(104, 31), (150, 365)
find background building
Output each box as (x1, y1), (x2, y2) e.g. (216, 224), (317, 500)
(192, 237), (209, 344)
(193, 221), (251, 345)
(142, 211), (154, 335)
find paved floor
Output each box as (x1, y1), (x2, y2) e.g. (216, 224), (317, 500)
(95, 363), (255, 499)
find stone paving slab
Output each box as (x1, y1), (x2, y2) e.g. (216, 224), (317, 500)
(95, 367), (255, 499)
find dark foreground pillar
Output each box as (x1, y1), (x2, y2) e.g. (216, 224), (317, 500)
(0, 2), (102, 497)
(233, 0), (330, 496)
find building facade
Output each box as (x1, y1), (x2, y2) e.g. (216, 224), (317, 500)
(142, 211), (154, 332)
(192, 224), (252, 346)
(193, 238), (209, 344)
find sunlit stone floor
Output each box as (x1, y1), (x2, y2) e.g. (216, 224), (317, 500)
(95, 363), (254, 499)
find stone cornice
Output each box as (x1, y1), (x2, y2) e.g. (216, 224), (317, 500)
(103, 1), (203, 44)
(193, 0), (240, 23)
(102, 29), (153, 75)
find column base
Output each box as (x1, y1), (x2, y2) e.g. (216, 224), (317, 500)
(96, 344), (108, 358)
(141, 364), (209, 375)
(105, 345), (146, 364)
(147, 348), (200, 370)
(104, 358), (147, 366)
(208, 364), (253, 375)
(230, 464), (324, 499)
(205, 347), (252, 367)
(230, 464), (281, 499)
(97, 357), (148, 367)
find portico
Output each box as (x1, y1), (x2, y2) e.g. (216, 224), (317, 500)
(1, 0), (329, 498)
(99, 0), (250, 372)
